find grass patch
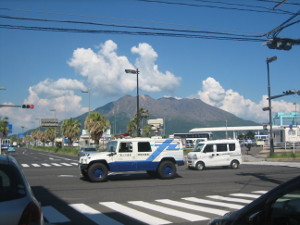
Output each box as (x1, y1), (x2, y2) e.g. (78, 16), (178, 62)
(268, 152), (300, 159)
(33, 146), (79, 156)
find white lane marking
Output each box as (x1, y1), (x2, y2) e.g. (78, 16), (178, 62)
(101, 202), (171, 225)
(42, 206), (70, 223)
(182, 197), (244, 210)
(129, 201), (209, 222)
(32, 164), (41, 167)
(230, 193), (261, 198)
(70, 203), (123, 225)
(207, 195), (252, 204)
(21, 164), (30, 168)
(41, 163), (51, 167)
(70, 162), (78, 166)
(156, 199), (228, 216)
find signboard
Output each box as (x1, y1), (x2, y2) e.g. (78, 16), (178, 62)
(41, 118), (59, 127)
(8, 124), (12, 134)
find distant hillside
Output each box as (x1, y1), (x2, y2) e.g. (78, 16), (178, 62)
(75, 95), (259, 136)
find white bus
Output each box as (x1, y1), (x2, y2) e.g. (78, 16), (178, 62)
(172, 132), (213, 148)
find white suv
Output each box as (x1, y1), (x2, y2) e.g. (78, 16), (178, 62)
(187, 139), (242, 170)
(79, 138), (184, 182)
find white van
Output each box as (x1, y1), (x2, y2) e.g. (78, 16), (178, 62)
(187, 139), (242, 170)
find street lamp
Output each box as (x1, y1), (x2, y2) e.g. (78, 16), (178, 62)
(125, 68), (140, 137)
(0, 87), (6, 90)
(266, 56), (277, 155)
(81, 88), (90, 115)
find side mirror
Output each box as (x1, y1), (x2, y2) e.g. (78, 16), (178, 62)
(249, 211), (263, 225)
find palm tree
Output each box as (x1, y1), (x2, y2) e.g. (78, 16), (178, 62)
(0, 116), (9, 137)
(45, 128), (56, 144)
(61, 118), (81, 146)
(84, 112), (110, 147)
(127, 108), (150, 137)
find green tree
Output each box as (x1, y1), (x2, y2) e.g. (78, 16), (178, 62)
(61, 118), (81, 146)
(84, 112), (110, 147)
(127, 108), (150, 137)
(0, 116), (9, 137)
(45, 128), (56, 143)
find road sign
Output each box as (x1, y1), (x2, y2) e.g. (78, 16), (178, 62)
(41, 118), (59, 127)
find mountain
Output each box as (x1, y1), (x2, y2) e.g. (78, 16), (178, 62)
(75, 95), (259, 136)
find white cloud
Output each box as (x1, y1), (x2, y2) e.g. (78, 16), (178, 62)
(196, 77), (296, 123)
(68, 40), (181, 95)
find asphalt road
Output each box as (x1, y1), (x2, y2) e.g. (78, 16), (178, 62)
(7, 147), (300, 225)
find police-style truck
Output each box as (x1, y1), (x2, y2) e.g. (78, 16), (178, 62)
(78, 138), (184, 182)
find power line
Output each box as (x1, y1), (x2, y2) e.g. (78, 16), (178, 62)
(0, 24), (266, 42)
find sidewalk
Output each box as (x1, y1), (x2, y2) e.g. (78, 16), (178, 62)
(242, 146), (300, 162)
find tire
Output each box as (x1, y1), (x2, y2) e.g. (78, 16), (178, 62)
(157, 161), (176, 179)
(87, 163), (108, 182)
(196, 162), (205, 171)
(230, 160), (239, 169)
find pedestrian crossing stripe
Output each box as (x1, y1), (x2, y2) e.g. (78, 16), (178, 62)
(21, 162), (78, 168)
(42, 190), (264, 225)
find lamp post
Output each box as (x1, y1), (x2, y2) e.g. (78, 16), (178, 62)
(266, 56), (277, 155)
(81, 88), (90, 115)
(125, 68), (140, 137)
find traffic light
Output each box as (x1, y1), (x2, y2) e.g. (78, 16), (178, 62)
(22, 104), (34, 109)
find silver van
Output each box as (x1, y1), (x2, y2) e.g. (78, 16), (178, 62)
(187, 139), (242, 170)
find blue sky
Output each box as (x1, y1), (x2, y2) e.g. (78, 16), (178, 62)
(0, 0), (299, 134)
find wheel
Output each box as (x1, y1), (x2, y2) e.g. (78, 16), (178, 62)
(157, 161), (176, 179)
(196, 162), (205, 171)
(230, 160), (239, 169)
(87, 163), (108, 182)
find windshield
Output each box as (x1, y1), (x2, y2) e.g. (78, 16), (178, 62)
(105, 141), (117, 153)
(193, 143), (205, 152)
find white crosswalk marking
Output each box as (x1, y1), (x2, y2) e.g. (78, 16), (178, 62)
(41, 163), (51, 167)
(70, 203), (123, 225)
(129, 201), (209, 222)
(32, 164), (41, 167)
(182, 197), (244, 210)
(207, 195), (252, 204)
(156, 199), (228, 216)
(230, 193), (261, 198)
(100, 202), (171, 225)
(60, 163), (72, 166)
(51, 163), (62, 167)
(21, 164), (30, 167)
(42, 190), (268, 224)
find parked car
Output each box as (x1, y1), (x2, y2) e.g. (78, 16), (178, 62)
(0, 155), (43, 225)
(209, 175), (300, 225)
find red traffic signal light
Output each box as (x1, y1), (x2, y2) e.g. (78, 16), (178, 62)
(22, 104), (34, 109)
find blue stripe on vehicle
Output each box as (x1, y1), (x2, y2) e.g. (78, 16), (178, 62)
(146, 139), (179, 161)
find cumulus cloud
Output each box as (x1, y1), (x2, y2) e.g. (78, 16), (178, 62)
(68, 40), (181, 96)
(196, 77), (296, 123)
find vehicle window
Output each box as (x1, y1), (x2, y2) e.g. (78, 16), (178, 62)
(193, 144), (205, 152)
(0, 165), (26, 202)
(119, 142), (132, 153)
(138, 142), (151, 152)
(229, 144), (236, 151)
(105, 141), (117, 152)
(269, 189), (300, 225)
(216, 144), (227, 152)
(203, 144), (214, 153)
